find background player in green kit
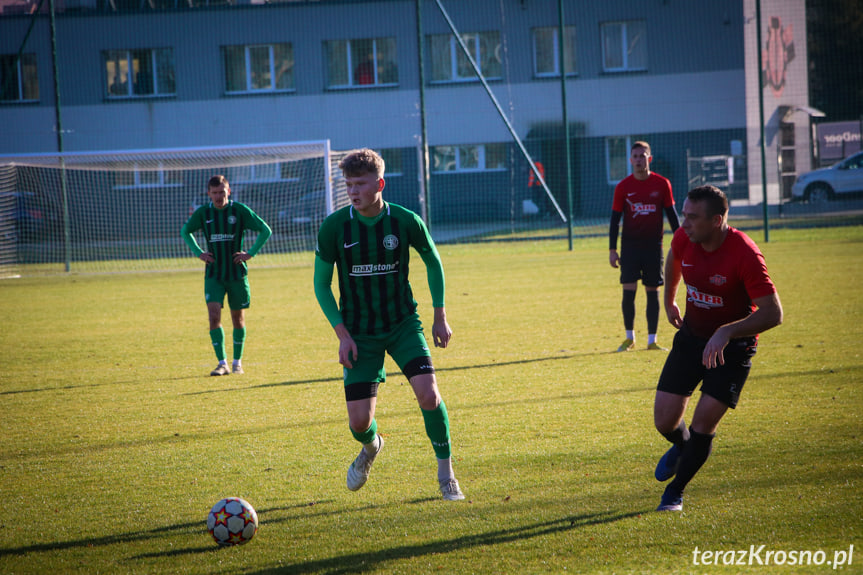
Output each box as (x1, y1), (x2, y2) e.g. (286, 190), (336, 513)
(313, 148), (465, 501)
(181, 175), (272, 376)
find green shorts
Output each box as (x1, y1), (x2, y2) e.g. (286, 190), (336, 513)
(344, 314), (433, 387)
(204, 276), (251, 310)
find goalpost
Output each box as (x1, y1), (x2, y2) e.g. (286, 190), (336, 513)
(0, 140), (348, 276)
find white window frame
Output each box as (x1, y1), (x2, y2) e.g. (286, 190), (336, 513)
(429, 31), (502, 83)
(104, 48), (175, 99)
(606, 136), (643, 184)
(431, 144), (507, 174)
(532, 26), (577, 78)
(112, 163), (183, 189)
(223, 44), (294, 94)
(326, 37), (398, 89)
(229, 162), (301, 184)
(601, 20), (647, 73)
(1, 53), (39, 102)
(379, 148), (404, 177)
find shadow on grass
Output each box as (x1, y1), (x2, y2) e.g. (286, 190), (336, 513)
(0, 495), (647, 573)
(0, 501), (333, 559)
(247, 509), (649, 574)
(126, 507), (648, 572)
(183, 352), (592, 396)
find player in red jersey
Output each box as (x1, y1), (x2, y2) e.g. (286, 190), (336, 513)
(609, 141), (679, 352)
(652, 185), (783, 512)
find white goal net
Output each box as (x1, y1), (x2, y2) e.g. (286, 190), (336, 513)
(0, 141), (349, 276)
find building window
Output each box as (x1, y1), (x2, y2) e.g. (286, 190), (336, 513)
(113, 164), (182, 188)
(606, 136), (649, 183)
(229, 162), (298, 183)
(533, 26), (577, 77)
(601, 21), (647, 72)
(379, 148), (403, 176)
(1, 53), (39, 102)
(432, 143), (507, 173)
(223, 44), (294, 94)
(326, 37), (397, 88)
(104, 49), (175, 98)
(429, 31), (501, 83)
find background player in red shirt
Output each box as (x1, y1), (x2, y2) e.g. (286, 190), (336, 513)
(652, 185), (783, 512)
(609, 141), (679, 352)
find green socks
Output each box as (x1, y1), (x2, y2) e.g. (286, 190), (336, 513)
(210, 327), (247, 362)
(351, 418), (378, 446)
(350, 403), (451, 460)
(422, 401), (452, 460)
(209, 327), (226, 361)
(233, 327), (246, 361)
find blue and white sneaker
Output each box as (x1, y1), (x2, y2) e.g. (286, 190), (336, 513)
(654, 444), (681, 481)
(656, 486), (683, 512)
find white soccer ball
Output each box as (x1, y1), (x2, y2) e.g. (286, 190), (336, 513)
(206, 497), (258, 546)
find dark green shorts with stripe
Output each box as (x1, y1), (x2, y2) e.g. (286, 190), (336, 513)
(344, 313), (432, 387)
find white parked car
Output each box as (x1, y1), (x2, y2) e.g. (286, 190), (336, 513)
(791, 150), (863, 202)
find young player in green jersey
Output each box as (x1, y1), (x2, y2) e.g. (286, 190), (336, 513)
(181, 175), (272, 376)
(314, 148), (465, 501)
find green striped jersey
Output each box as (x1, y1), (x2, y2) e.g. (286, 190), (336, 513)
(316, 202), (438, 335)
(181, 200), (269, 281)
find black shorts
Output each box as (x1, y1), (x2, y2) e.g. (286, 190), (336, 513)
(620, 240), (664, 287)
(656, 325), (758, 409)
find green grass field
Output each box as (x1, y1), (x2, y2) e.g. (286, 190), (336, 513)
(2, 227), (862, 574)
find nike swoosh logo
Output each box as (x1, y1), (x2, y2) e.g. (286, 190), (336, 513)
(682, 262), (694, 267)
(206, 219), (214, 224)
(344, 242), (360, 249)
(627, 193), (636, 197)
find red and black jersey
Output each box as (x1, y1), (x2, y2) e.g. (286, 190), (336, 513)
(671, 227), (776, 339)
(612, 172), (675, 243)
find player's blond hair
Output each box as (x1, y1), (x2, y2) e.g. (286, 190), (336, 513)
(339, 148), (385, 178)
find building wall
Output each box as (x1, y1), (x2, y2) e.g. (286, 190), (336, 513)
(1, 0), (784, 223)
(743, 0), (811, 205)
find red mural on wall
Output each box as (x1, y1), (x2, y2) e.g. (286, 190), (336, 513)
(762, 16), (795, 97)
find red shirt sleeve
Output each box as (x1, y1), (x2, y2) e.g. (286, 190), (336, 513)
(737, 232), (777, 301)
(611, 179), (627, 213)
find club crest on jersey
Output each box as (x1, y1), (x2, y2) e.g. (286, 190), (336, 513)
(709, 274), (727, 286)
(383, 234), (399, 250)
(228, 215), (237, 224)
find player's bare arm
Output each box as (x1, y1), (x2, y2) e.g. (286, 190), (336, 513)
(702, 292), (783, 369)
(432, 307), (452, 348)
(663, 248), (684, 328)
(334, 323), (358, 369)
